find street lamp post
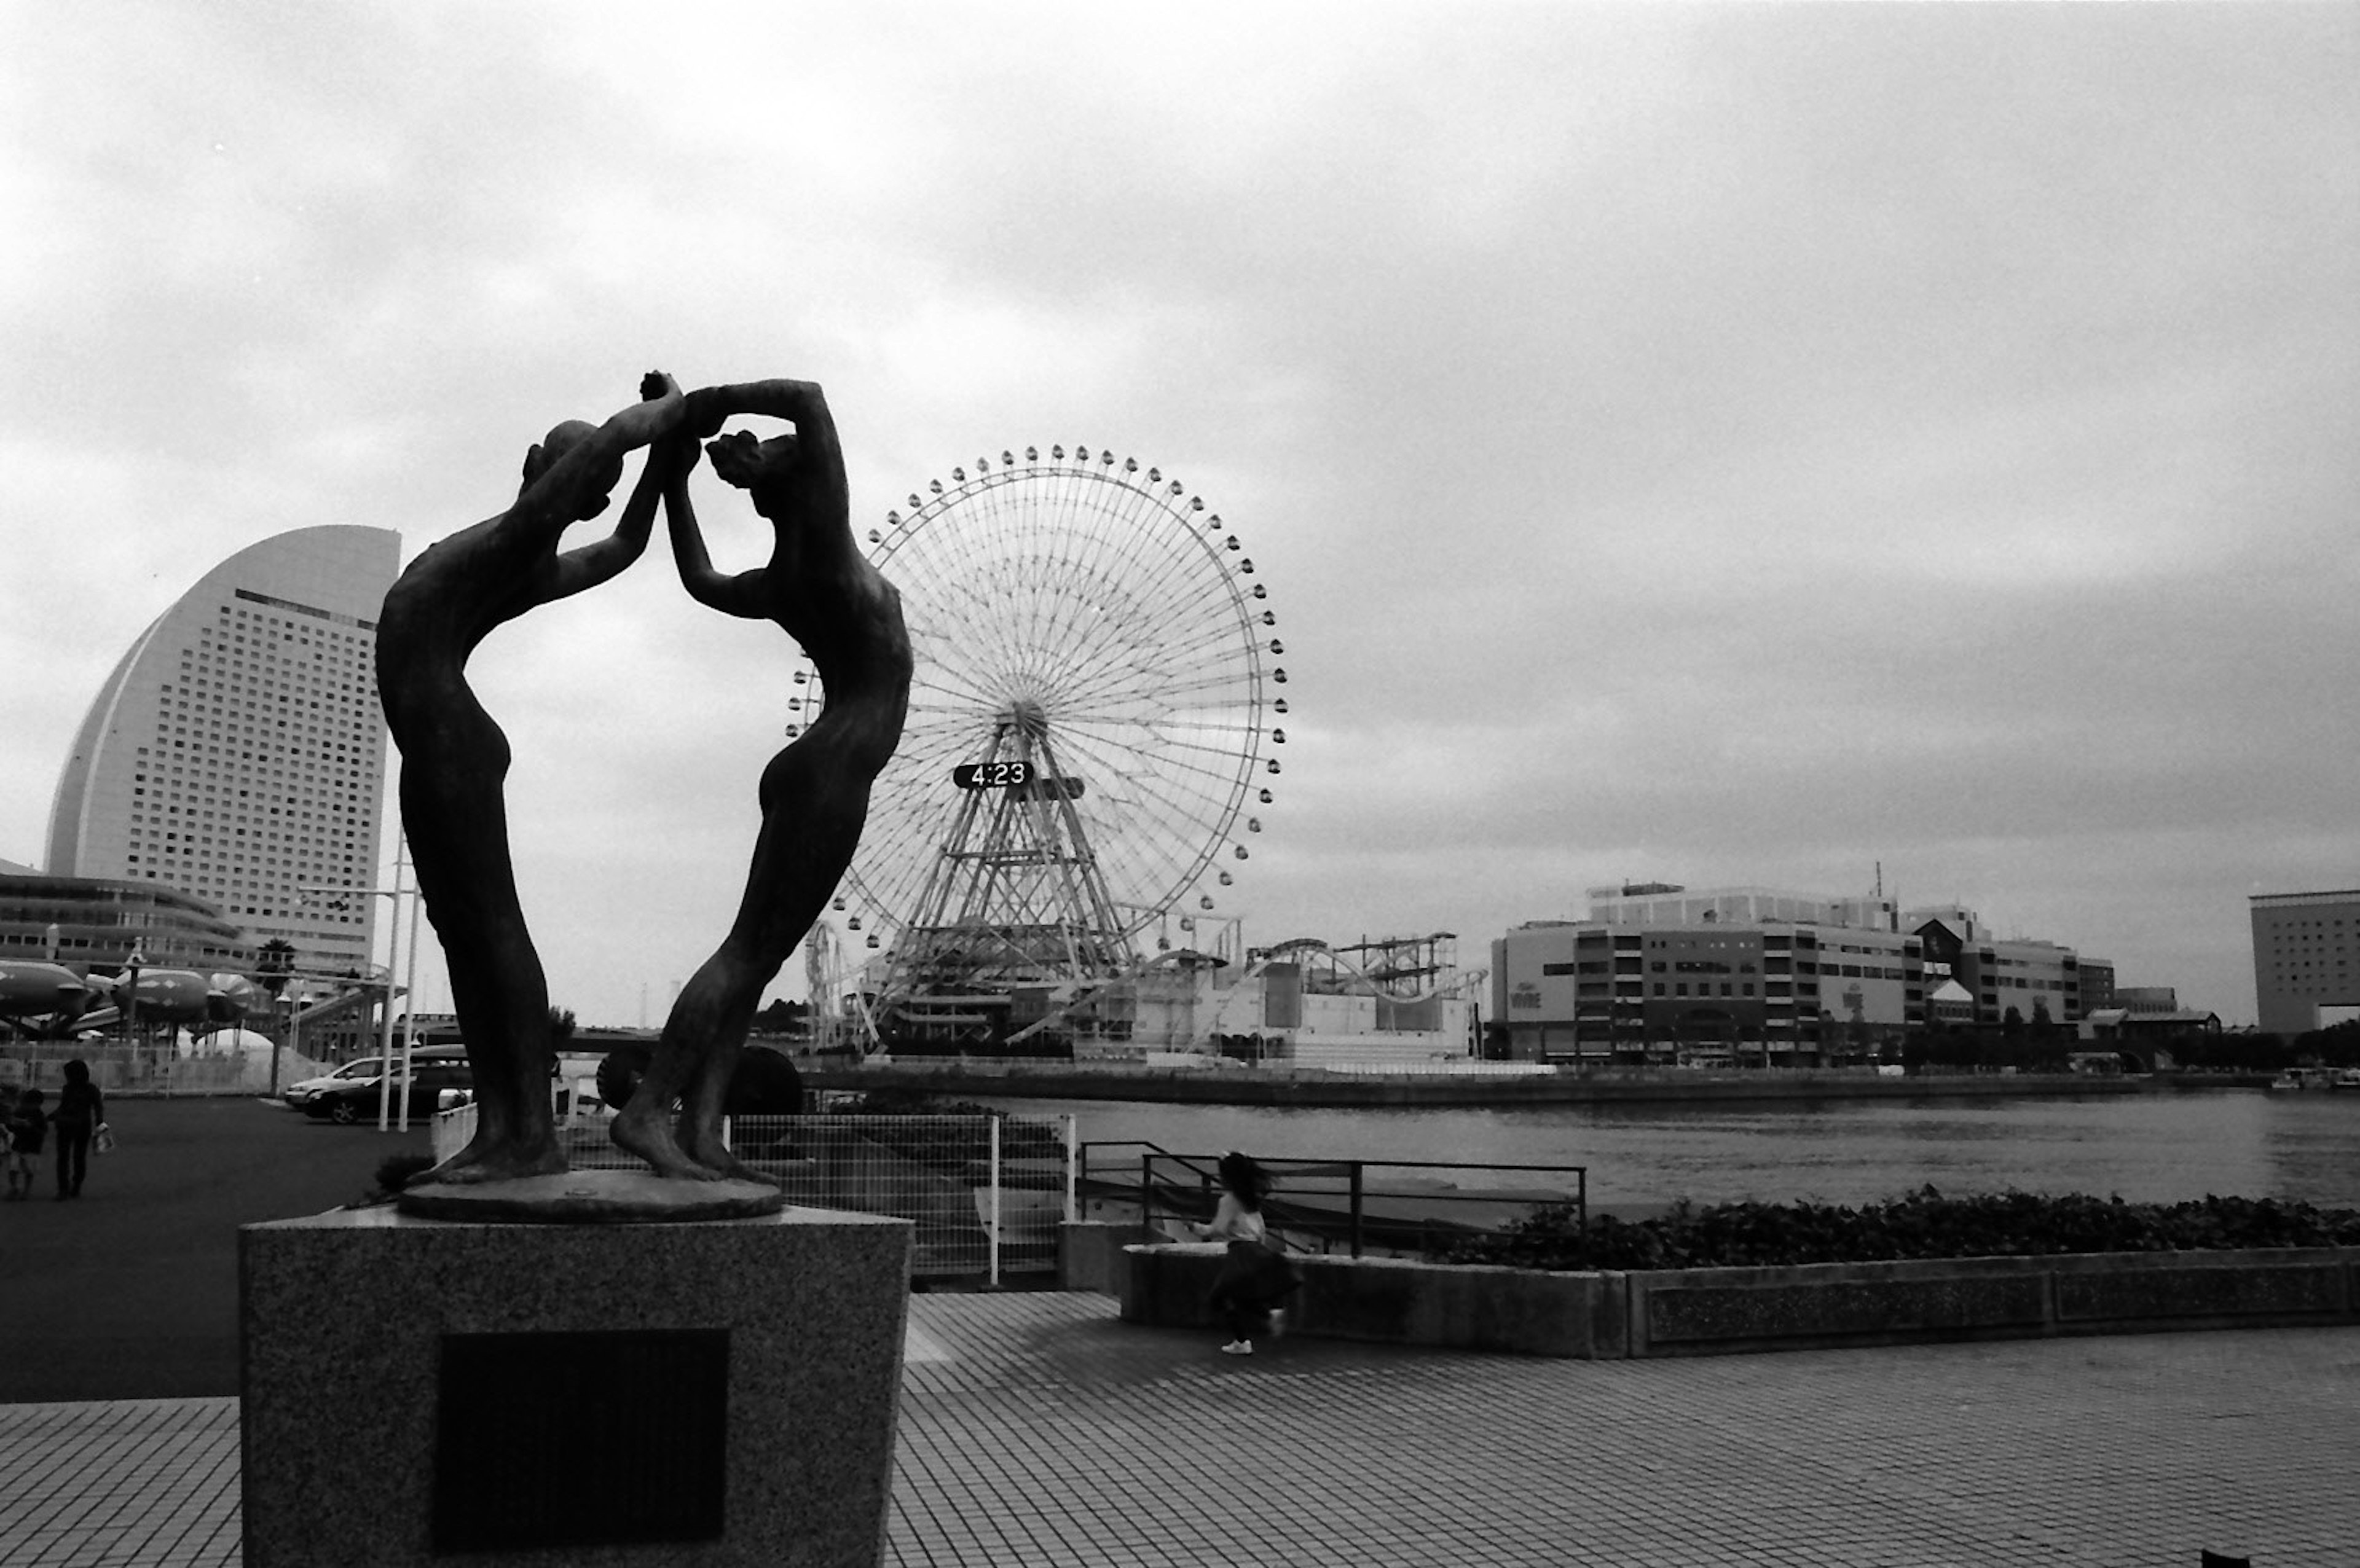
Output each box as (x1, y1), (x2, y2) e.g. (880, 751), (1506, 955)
(301, 835), (420, 1134)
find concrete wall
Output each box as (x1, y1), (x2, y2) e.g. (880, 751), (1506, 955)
(1119, 1241), (1627, 1358)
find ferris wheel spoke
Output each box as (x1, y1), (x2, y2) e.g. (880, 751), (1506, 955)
(1012, 488), (1177, 676)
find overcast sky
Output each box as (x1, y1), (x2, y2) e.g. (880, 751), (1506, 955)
(5, 2), (2354, 1029)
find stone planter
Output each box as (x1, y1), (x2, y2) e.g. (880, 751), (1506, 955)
(1117, 1242), (2360, 1360)
(1626, 1247), (2358, 1357)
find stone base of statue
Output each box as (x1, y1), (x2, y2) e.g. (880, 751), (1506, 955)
(239, 1200), (911, 1568)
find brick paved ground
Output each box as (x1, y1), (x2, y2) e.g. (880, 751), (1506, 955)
(4, 1296), (2354, 1566)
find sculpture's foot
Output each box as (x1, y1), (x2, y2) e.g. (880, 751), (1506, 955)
(680, 1127), (783, 1188)
(610, 1106), (728, 1182)
(422, 1133), (568, 1186)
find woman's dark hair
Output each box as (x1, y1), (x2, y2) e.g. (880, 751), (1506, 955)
(1216, 1150), (1270, 1209)
(63, 1059), (90, 1086)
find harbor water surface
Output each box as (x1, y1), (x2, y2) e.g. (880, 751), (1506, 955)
(972, 1088), (2360, 1212)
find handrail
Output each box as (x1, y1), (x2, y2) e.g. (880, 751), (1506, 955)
(1082, 1145), (1587, 1260)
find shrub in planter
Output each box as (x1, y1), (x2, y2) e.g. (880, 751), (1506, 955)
(1447, 1186), (2360, 1272)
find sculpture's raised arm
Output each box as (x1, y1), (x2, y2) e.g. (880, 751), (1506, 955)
(551, 426), (697, 602)
(683, 379), (837, 450)
(663, 434), (770, 620)
(511, 371), (686, 552)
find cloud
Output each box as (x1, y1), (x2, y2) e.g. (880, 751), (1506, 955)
(2, 2), (2353, 1029)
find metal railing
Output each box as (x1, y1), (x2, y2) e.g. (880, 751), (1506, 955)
(1082, 1142), (1586, 1260)
(433, 1107), (1076, 1286)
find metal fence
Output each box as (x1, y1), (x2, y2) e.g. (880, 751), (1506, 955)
(0, 1043), (313, 1098)
(1084, 1142), (1587, 1260)
(434, 1107), (1075, 1285)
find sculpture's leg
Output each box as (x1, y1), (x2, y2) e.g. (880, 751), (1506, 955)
(630, 740), (868, 1182)
(609, 978), (731, 1181)
(403, 761), (567, 1185)
(670, 962), (778, 1185)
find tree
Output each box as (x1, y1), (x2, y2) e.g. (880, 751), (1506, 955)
(255, 938), (296, 997)
(752, 998), (808, 1037)
(253, 938), (302, 1095)
(548, 1007), (577, 1048)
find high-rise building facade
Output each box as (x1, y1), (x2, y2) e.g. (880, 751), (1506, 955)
(44, 525), (400, 977)
(2249, 889), (2360, 1036)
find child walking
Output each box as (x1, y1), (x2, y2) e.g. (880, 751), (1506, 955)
(6, 1086), (45, 1199)
(0, 1086), (17, 1198)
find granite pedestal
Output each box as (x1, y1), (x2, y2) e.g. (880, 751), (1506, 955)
(240, 1203), (911, 1568)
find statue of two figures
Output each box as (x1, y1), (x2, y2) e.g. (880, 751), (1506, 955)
(374, 374), (911, 1210)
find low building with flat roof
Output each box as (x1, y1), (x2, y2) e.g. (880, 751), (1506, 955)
(1494, 884), (2089, 1064)
(0, 870), (255, 976)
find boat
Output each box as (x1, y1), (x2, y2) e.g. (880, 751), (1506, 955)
(2268, 1067), (2350, 1092)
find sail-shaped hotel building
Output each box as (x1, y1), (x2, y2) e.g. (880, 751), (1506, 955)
(41, 525), (401, 977)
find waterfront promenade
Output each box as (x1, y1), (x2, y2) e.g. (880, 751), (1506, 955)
(6, 1294), (2353, 1566)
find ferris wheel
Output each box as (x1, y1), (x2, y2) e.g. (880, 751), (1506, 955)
(791, 444), (1286, 1009)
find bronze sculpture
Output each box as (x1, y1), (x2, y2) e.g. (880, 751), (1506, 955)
(612, 382), (912, 1181)
(377, 373), (693, 1185)
(379, 374), (909, 1194)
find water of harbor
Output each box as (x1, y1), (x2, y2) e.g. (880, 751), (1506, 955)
(970, 1088), (2360, 1212)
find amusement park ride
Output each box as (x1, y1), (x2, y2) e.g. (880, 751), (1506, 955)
(0, 954), (268, 1037)
(794, 444), (1482, 1060)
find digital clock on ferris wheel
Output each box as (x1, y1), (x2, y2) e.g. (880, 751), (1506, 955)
(952, 761), (1032, 790)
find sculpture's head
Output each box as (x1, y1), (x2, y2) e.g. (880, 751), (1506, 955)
(521, 420), (626, 519)
(707, 429), (800, 492)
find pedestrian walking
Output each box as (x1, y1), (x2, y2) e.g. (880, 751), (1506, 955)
(1191, 1150), (1301, 1355)
(0, 1085), (18, 1198)
(49, 1059), (105, 1200)
(8, 1087), (46, 1199)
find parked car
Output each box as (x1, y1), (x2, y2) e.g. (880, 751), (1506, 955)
(303, 1047), (472, 1125)
(281, 1056), (391, 1110)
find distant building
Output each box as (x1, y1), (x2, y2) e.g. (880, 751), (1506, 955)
(44, 525), (399, 979)
(0, 870), (254, 974)
(2077, 957), (2117, 1015)
(1492, 884), (2087, 1064)
(2079, 1007), (2220, 1050)
(2249, 889), (2360, 1036)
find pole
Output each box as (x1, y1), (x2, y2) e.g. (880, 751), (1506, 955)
(376, 853), (403, 1132)
(1349, 1161), (1365, 1258)
(987, 1115), (1002, 1288)
(1063, 1115), (1077, 1225)
(397, 839), (420, 1132)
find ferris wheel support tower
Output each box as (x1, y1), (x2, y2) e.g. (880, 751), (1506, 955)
(895, 705), (1136, 991)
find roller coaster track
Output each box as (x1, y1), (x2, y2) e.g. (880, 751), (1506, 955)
(1250, 936), (1488, 1005)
